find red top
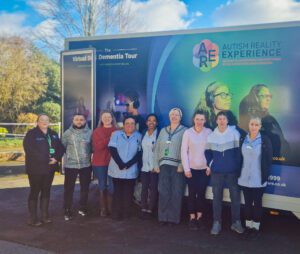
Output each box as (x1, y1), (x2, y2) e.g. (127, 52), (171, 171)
(92, 126), (117, 166)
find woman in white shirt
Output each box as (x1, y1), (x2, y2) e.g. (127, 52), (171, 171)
(140, 114), (159, 217)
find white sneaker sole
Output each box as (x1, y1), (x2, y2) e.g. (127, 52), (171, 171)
(78, 211), (87, 217)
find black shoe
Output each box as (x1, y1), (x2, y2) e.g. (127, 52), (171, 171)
(242, 227), (254, 239)
(41, 198), (52, 224)
(189, 219), (198, 231)
(28, 200), (42, 227)
(27, 219), (42, 227)
(168, 222), (177, 227)
(140, 210), (151, 220)
(196, 218), (205, 230)
(249, 229), (260, 240)
(159, 221), (168, 227)
(64, 209), (73, 221)
(42, 217), (52, 224)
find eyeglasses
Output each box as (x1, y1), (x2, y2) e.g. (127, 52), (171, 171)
(258, 94), (272, 99)
(213, 92), (233, 99)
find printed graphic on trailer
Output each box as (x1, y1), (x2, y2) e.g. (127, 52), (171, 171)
(150, 27), (300, 169)
(67, 26), (300, 198)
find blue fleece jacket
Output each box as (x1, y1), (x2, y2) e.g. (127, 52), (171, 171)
(205, 126), (241, 174)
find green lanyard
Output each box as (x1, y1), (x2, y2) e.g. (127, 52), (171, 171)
(47, 134), (55, 155)
(164, 125), (182, 156)
(166, 125), (182, 142)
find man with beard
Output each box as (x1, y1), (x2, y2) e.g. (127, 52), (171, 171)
(62, 114), (92, 221)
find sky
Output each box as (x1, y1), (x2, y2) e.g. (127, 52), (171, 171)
(1, 0), (300, 52)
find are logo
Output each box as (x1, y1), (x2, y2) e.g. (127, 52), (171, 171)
(193, 39), (219, 72)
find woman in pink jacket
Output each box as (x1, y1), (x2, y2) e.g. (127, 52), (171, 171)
(181, 110), (212, 230)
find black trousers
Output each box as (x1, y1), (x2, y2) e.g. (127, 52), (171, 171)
(186, 169), (209, 215)
(64, 167), (92, 210)
(112, 178), (136, 218)
(242, 186), (265, 223)
(28, 171), (55, 202)
(141, 171), (159, 211)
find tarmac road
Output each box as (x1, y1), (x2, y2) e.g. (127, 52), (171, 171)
(0, 169), (300, 254)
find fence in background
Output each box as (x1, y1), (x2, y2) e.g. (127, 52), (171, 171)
(0, 123), (61, 163)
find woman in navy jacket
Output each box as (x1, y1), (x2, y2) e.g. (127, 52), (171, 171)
(23, 114), (64, 226)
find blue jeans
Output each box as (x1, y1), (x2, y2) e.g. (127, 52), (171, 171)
(211, 172), (241, 223)
(93, 166), (113, 194)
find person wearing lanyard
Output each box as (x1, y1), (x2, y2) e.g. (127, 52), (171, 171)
(23, 114), (64, 226)
(140, 114), (160, 218)
(153, 108), (187, 225)
(238, 116), (272, 238)
(108, 116), (142, 220)
(181, 110), (212, 230)
(61, 113), (92, 221)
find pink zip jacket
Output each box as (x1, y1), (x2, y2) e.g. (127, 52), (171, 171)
(181, 127), (212, 172)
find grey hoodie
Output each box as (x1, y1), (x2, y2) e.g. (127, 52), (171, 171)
(62, 125), (92, 169)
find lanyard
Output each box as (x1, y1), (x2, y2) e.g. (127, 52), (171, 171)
(47, 134), (56, 156)
(166, 125), (181, 142)
(46, 134), (52, 148)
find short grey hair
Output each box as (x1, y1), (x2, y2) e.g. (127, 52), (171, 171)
(249, 116), (262, 125)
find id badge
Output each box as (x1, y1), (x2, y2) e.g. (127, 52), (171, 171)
(49, 148), (55, 155)
(166, 140), (171, 144)
(246, 145), (252, 150)
(164, 147), (169, 156)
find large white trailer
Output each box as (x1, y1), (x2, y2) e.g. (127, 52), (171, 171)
(62, 21), (300, 218)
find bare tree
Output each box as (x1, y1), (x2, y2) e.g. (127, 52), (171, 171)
(32, 0), (132, 54)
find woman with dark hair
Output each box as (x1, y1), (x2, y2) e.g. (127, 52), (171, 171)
(108, 116), (142, 220)
(194, 81), (237, 129)
(92, 110), (117, 217)
(205, 111), (244, 235)
(23, 114), (64, 226)
(181, 110), (212, 230)
(239, 84), (289, 159)
(140, 114), (160, 218)
(239, 116), (273, 237)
